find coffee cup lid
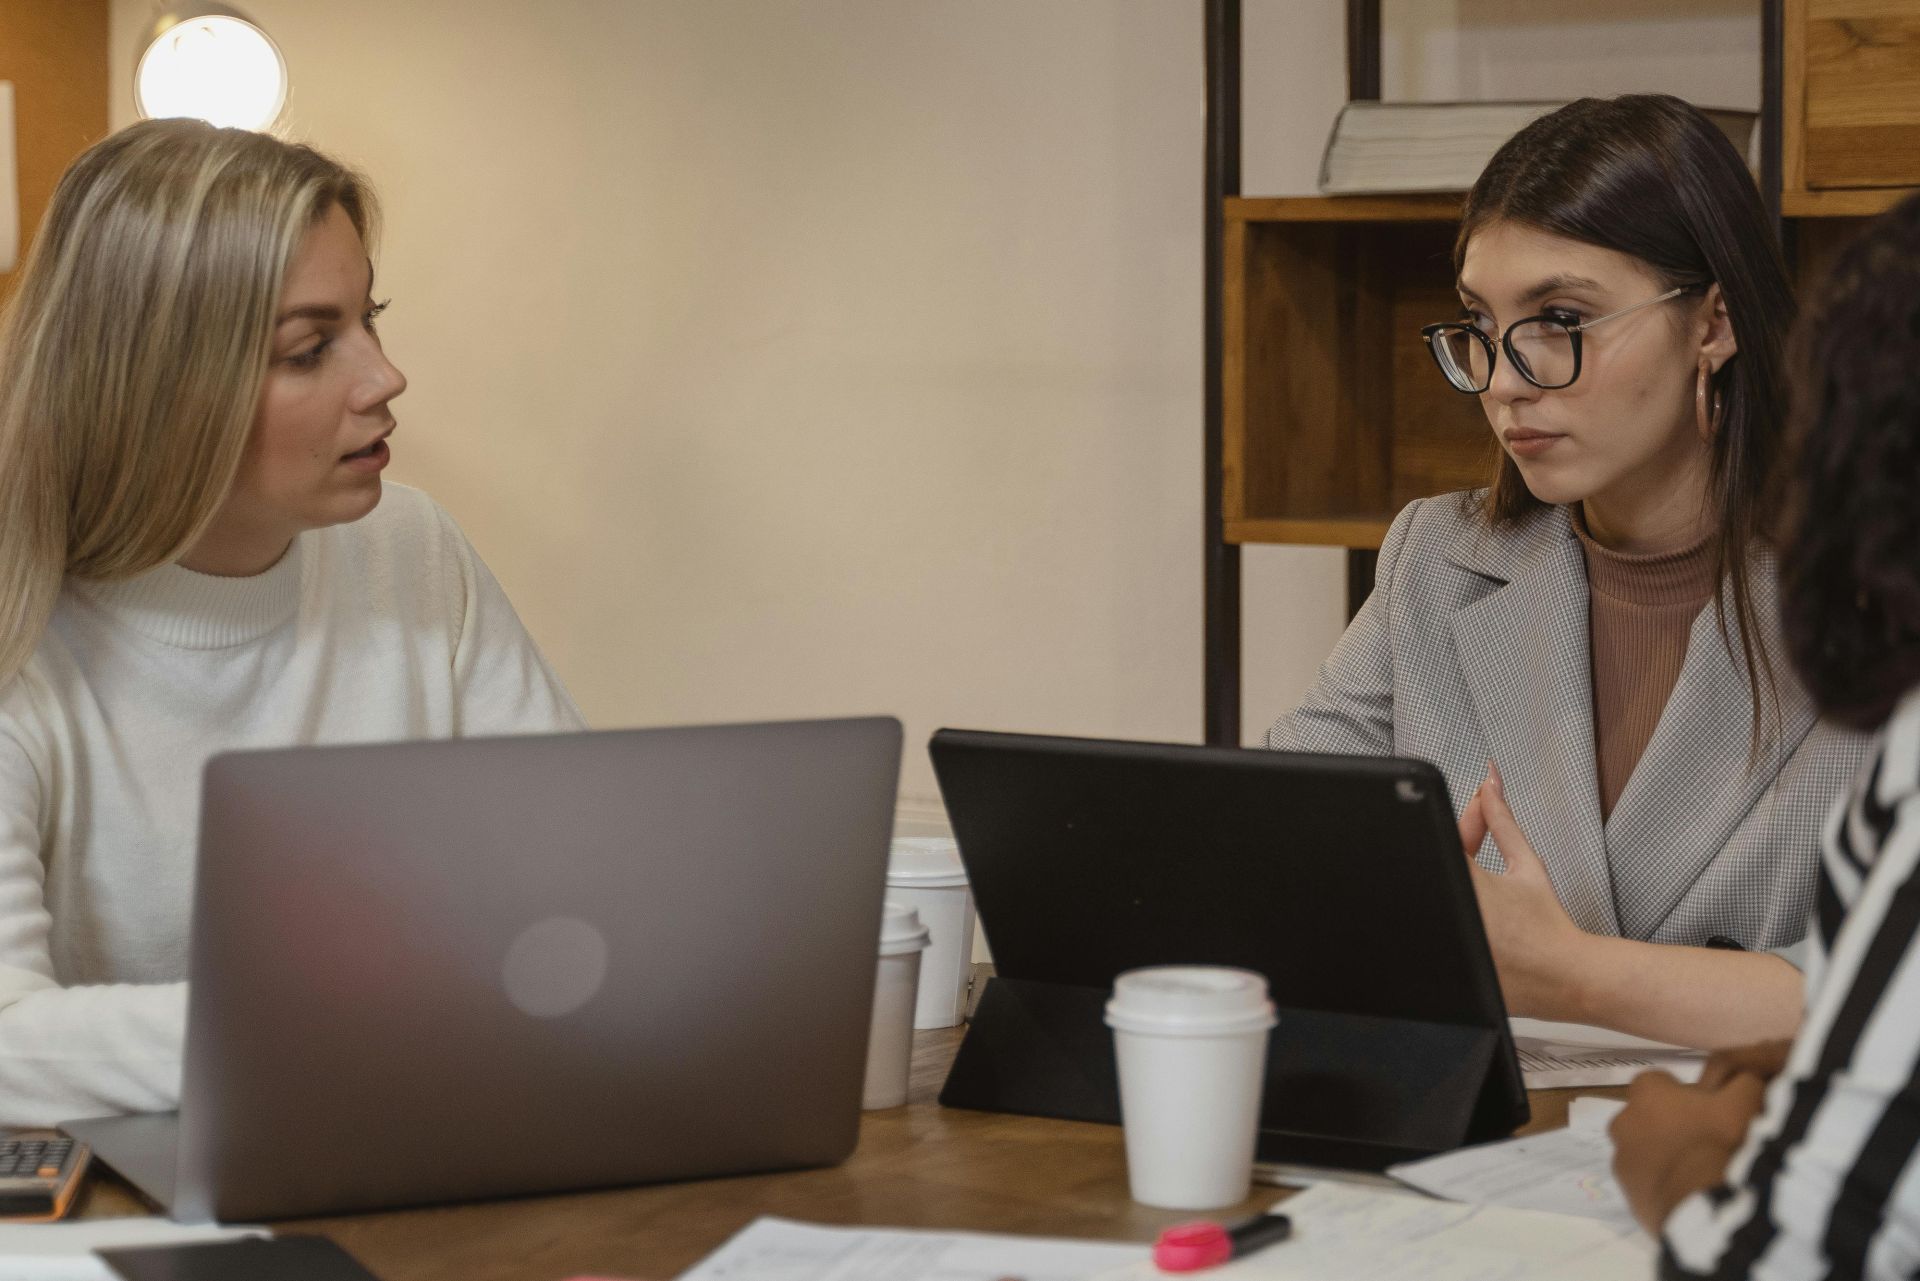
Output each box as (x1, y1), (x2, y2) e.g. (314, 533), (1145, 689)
(886, 837), (968, 888)
(1103, 966), (1277, 1036)
(878, 901), (932, 956)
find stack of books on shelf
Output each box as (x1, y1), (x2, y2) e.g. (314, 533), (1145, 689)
(1317, 100), (1759, 196)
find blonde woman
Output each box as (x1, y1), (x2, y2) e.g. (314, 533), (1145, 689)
(0, 120), (582, 1124)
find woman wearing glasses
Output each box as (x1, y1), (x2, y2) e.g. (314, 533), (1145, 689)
(1267, 95), (1867, 1048)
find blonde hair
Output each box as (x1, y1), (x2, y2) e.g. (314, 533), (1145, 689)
(0, 118), (376, 690)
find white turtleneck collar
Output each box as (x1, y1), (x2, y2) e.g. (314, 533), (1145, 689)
(71, 538), (305, 650)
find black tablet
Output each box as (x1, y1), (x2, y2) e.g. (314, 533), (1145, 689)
(928, 728), (1528, 1171)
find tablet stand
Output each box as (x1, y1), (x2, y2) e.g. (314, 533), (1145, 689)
(939, 977), (1518, 1171)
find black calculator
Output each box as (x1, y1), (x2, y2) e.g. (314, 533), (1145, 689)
(0, 1135), (89, 1220)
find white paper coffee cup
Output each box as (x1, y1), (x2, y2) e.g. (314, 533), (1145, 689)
(885, 838), (975, 1029)
(862, 902), (931, 1110)
(1104, 966), (1277, 1210)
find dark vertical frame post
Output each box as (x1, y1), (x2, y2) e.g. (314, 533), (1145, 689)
(1760, 0), (1795, 269)
(1760, 0), (1784, 229)
(1203, 0), (1242, 746)
(1347, 0), (1382, 100)
(1344, 0), (1383, 618)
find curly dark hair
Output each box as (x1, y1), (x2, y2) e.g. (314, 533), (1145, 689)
(1778, 194), (1920, 731)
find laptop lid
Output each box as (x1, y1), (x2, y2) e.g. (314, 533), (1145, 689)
(153, 716), (898, 1223)
(927, 729), (1527, 1162)
(58, 1112), (179, 1210)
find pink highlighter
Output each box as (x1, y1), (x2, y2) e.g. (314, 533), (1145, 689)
(1153, 1214), (1294, 1272)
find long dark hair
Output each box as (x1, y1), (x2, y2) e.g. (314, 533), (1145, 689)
(1778, 195), (1920, 731)
(1456, 94), (1795, 748)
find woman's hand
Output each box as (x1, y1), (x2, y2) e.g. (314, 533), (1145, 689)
(1698, 1040), (1794, 1090)
(1610, 1068), (1769, 1236)
(1456, 762), (1599, 1018)
(1454, 765), (1802, 1046)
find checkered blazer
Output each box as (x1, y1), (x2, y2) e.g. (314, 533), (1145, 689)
(1266, 492), (1871, 950)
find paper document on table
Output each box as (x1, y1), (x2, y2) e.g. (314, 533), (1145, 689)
(675, 1216), (1147, 1280)
(1094, 1183), (1654, 1281)
(1512, 1016), (1704, 1088)
(0, 1218), (267, 1281)
(1389, 1096), (1633, 1227)
(0, 1260), (107, 1281)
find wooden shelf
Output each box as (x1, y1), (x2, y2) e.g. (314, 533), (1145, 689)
(1225, 517), (1390, 549)
(1227, 194), (1465, 224)
(1783, 187), (1919, 217)
(1221, 207), (1491, 553)
(1792, 0), (1920, 191)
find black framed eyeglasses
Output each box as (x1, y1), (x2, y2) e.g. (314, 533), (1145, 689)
(1419, 283), (1706, 394)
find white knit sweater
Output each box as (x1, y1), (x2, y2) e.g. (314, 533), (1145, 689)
(0, 484), (583, 1123)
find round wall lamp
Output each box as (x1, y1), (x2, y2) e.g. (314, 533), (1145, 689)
(135, 4), (288, 131)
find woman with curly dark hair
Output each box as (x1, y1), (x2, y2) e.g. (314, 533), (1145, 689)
(1610, 193), (1920, 1275)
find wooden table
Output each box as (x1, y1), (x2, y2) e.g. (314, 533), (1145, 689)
(74, 1030), (1616, 1281)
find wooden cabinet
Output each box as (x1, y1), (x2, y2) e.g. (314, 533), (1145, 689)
(1222, 197), (1487, 551)
(1785, 0), (1920, 209)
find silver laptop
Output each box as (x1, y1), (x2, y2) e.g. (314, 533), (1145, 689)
(63, 716), (902, 1223)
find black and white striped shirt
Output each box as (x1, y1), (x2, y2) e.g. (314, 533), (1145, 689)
(1662, 685), (1920, 1280)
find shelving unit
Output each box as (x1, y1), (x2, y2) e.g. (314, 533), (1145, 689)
(1221, 194), (1485, 555)
(1201, 0), (1920, 746)
(1779, 0), (1920, 288)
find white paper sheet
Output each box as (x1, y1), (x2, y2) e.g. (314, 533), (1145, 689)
(1093, 1184), (1654, 1281)
(675, 1216), (1146, 1281)
(0, 1218), (266, 1281)
(0, 1261), (109, 1280)
(1511, 1016), (1704, 1088)
(1388, 1096), (1633, 1227)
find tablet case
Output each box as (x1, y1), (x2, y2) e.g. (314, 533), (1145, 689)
(927, 730), (1528, 1171)
(944, 977), (1501, 1168)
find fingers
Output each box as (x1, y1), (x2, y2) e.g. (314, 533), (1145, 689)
(1459, 786), (1489, 860)
(1699, 1042), (1752, 1090)
(1479, 762), (1546, 877)
(1700, 1038), (1795, 1090)
(1612, 1070), (1685, 1143)
(1691, 1060), (1763, 1103)
(1619, 1065), (1768, 1153)
(1721, 1070), (1767, 1115)
(1699, 1054), (1739, 1091)
(1700, 1050), (1757, 1091)
(1699, 1071), (1768, 1147)
(1757, 1039), (1795, 1079)
(1624, 1068), (1685, 1105)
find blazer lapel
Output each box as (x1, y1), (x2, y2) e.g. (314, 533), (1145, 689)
(1448, 508), (1618, 936)
(1605, 553), (1818, 939)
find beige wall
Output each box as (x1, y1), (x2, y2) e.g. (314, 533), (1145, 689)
(108, 1), (1760, 819)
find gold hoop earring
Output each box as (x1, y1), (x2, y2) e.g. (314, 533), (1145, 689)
(1696, 361), (1722, 441)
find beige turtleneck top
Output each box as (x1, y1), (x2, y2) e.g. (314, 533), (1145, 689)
(1573, 512), (1719, 821)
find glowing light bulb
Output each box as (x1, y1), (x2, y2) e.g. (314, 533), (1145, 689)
(135, 14), (287, 131)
